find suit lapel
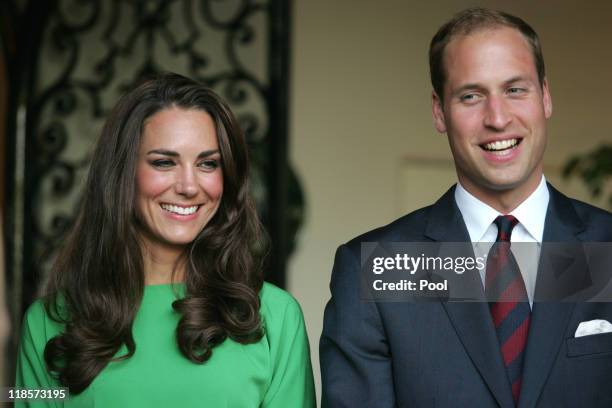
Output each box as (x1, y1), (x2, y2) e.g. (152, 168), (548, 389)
(425, 187), (516, 408)
(518, 184), (585, 408)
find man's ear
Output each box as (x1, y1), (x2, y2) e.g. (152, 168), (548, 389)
(542, 78), (553, 119)
(432, 91), (447, 133)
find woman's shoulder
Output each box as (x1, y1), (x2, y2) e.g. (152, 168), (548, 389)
(22, 299), (49, 327)
(21, 297), (64, 342)
(259, 282), (305, 323)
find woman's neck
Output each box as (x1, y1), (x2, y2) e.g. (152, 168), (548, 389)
(141, 240), (186, 285)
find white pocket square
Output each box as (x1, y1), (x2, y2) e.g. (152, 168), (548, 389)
(575, 319), (612, 338)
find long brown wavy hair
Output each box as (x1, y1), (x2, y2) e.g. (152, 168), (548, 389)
(42, 73), (266, 394)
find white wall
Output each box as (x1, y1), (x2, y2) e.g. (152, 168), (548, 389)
(288, 0), (612, 401)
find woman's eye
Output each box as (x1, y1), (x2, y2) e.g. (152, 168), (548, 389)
(150, 159), (175, 168)
(199, 159), (220, 171)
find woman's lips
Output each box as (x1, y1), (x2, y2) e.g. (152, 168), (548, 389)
(160, 203), (201, 221)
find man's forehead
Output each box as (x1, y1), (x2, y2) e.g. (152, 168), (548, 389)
(442, 27), (537, 84)
(444, 26), (531, 57)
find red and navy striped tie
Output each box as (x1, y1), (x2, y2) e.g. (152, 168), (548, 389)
(485, 215), (530, 405)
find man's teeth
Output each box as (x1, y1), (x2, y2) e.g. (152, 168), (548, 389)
(161, 204), (199, 215)
(483, 138), (519, 151)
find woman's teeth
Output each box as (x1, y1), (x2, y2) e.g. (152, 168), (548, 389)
(161, 204), (198, 215)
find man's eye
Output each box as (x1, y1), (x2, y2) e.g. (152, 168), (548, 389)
(151, 159), (174, 168)
(460, 93), (480, 103)
(508, 87), (526, 95)
(199, 159), (220, 171)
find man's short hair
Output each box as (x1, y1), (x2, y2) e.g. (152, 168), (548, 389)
(429, 8), (546, 102)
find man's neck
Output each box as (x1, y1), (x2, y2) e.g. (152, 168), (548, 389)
(457, 172), (543, 214)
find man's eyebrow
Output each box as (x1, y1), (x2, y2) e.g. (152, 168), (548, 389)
(452, 83), (485, 96)
(504, 76), (531, 86)
(146, 149), (220, 158)
(451, 76), (534, 96)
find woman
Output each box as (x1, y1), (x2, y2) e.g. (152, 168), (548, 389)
(16, 73), (315, 407)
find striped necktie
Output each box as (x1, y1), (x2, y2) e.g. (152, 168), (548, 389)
(485, 215), (531, 405)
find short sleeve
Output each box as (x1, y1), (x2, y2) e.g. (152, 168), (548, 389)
(15, 301), (63, 408)
(260, 284), (316, 408)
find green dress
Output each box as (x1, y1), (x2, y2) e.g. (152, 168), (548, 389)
(16, 282), (316, 407)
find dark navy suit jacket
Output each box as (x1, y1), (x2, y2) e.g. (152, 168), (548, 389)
(320, 184), (612, 407)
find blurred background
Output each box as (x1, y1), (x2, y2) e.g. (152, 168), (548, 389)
(1, 0), (611, 405)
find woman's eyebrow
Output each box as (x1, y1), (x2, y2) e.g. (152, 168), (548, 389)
(147, 149), (178, 156)
(146, 149), (220, 157)
(197, 149), (220, 158)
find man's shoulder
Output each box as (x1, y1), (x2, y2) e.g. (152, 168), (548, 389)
(342, 204), (435, 253)
(566, 195), (612, 238)
(567, 196), (612, 222)
(549, 184), (612, 239)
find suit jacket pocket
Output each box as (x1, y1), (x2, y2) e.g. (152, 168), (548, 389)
(567, 332), (612, 357)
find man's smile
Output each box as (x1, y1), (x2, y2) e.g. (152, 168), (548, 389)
(480, 137), (522, 152)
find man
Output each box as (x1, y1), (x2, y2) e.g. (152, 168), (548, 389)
(320, 8), (612, 408)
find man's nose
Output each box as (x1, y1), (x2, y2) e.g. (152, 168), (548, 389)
(174, 167), (198, 197)
(483, 96), (512, 130)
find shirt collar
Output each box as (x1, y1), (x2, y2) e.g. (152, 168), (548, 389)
(454, 176), (549, 242)
(511, 176), (549, 242)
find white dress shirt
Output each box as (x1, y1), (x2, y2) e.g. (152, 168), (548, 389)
(454, 176), (550, 305)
